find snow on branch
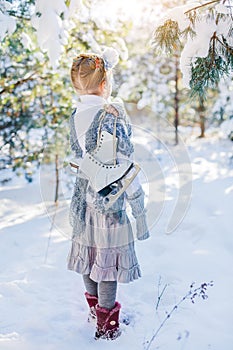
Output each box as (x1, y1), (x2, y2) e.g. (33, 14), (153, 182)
(0, 0), (16, 41)
(152, 0), (233, 98)
(1, 0), (88, 69)
(31, 0), (68, 70)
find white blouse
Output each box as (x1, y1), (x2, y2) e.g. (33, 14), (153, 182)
(74, 94), (107, 153)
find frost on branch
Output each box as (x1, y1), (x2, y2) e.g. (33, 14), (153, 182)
(31, 0), (68, 69)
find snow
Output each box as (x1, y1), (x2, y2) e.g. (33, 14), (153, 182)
(159, 2), (201, 31)
(1, 128), (233, 349)
(20, 33), (33, 51)
(215, 3), (230, 14)
(0, 1), (16, 41)
(113, 37), (129, 61)
(68, 0), (84, 15)
(221, 119), (233, 138)
(212, 77), (233, 123)
(81, 32), (101, 53)
(31, 0), (68, 69)
(216, 16), (232, 38)
(180, 17), (217, 88)
(155, 1), (232, 88)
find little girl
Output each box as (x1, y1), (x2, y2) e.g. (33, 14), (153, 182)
(67, 48), (149, 340)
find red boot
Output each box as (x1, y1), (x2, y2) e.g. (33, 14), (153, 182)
(85, 292), (98, 321)
(95, 302), (121, 340)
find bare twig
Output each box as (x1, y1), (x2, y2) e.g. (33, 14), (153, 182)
(156, 277), (168, 310)
(184, 0), (220, 15)
(0, 72), (38, 95)
(145, 281), (214, 350)
(215, 35), (233, 53)
(7, 12), (31, 20)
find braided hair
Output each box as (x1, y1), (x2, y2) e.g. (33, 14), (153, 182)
(71, 54), (108, 95)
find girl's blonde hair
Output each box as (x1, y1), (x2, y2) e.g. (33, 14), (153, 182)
(71, 53), (108, 95)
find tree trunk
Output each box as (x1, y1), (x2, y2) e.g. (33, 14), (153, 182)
(198, 97), (206, 138)
(199, 114), (205, 138)
(174, 53), (179, 145)
(54, 154), (59, 204)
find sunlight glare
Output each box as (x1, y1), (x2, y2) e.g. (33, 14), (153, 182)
(100, 0), (154, 23)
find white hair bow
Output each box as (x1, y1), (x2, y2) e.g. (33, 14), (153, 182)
(102, 47), (119, 70)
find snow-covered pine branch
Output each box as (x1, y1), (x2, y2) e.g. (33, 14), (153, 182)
(30, 0), (69, 70)
(152, 0), (233, 98)
(0, 0), (84, 69)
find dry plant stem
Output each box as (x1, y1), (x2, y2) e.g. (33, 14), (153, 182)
(145, 282), (214, 350)
(156, 283), (168, 311)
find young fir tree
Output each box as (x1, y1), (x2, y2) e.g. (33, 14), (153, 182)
(152, 0), (233, 137)
(0, 1), (72, 185)
(0, 0), (131, 191)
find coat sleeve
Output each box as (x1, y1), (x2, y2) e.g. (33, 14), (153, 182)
(69, 109), (83, 158)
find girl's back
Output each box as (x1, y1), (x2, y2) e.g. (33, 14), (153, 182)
(67, 49), (149, 341)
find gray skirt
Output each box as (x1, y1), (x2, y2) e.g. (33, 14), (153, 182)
(67, 203), (141, 283)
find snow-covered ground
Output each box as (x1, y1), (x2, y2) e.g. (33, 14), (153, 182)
(0, 133), (233, 350)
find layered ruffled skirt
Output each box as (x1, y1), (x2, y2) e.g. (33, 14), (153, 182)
(67, 203), (141, 283)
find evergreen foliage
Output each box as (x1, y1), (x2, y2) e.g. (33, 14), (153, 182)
(0, 0), (130, 181)
(152, 0), (233, 98)
(153, 19), (181, 53)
